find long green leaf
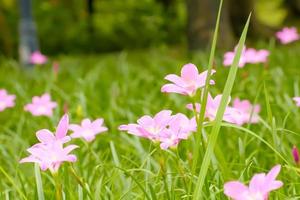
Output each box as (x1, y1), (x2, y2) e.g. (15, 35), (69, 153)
(0, 166), (28, 200)
(191, 0), (224, 174)
(192, 14), (251, 199)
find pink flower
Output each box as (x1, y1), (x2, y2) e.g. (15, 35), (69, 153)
(186, 93), (244, 125)
(224, 165), (283, 200)
(161, 63), (215, 96)
(24, 93), (57, 117)
(20, 143), (78, 173)
(223, 47), (247, 68)
(119, 110), (196, 149)
(292, 146), (300, 165)
(276, 27), (300, 44)
(20, 114), (78, 173)
(30, 51), (48, 65)
(36, 114), (71, 145)
(244, 48), (269, 64)
(159, 113), (196, 149)
(69, 118), (108, 142)
(232, 98), (261, 124)
(119, 110), (173, 140)
(0, 89), (16, 112)
(293, 97), (300, 107)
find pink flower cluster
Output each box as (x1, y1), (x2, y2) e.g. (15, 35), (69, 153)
(20, 114), (108, 172)
(224, 165), (283, 200)
(30, 51), (48, 65)
(0, 89), (15, 112)
(223, 46), (269, 67)
(276, 27), (299, 44)
(186, 95), (260, 126)
(20, 115), (77, 172)
(119, 110), (196, 149)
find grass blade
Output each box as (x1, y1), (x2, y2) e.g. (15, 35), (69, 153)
(191, 0), (224, 175)
(34, 163), (45, 200)
(0, 166), (28, 200)
(192, 14), (251, 199)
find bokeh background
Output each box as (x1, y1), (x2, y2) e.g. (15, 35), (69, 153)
(0, 0), (299, 58)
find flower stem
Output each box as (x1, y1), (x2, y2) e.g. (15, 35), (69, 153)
(53, 173), (62, 200)
(69, 164), (94, 200)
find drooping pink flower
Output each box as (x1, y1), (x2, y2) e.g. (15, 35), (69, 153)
(244, 48), (269, 64)
(20, 114), (78, 173)
(186, 93), (244, 125)
(24, 93), (57, 117)
(36, 114), (71, 145)
(292, 146), (300, 165)
(119, 110), (173, 140)
(232, 98), (261, 124)
(0, 89), (16, 112)
(276, 27), (300, 44)
(30, 51), (48, 65)
(161, 63), (215, 96)
(69, 118), (108, 142)
(223, 47), (247, 68)
(119, 110), (196, 149)
(20, 142), (78, 173)
(293, 97), (300, 107)
(224, 165), (283, 200)
(159, 113), (196, 149)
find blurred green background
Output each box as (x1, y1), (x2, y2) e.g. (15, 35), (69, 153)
(0, 0), (298, 57)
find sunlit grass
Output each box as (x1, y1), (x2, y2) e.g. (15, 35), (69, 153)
(0, 41), (300, 198)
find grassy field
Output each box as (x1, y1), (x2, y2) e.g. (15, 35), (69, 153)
(1, 42), (300, 199)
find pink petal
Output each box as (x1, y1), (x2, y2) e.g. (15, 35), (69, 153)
(36, 129), (55, 143)
(82, 119), (91, 127)
(69, 124), (81, 131)
(266, 165), (281, 182)
(224, 181), (248, 199)
(249, 173), (266, 193)
(161, 84), (187, 95)
(55, 114), (69, 139)
(180, 63), (198, 80)
(164, 74), (185, 86)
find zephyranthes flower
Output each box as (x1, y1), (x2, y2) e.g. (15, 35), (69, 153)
(20, 114), (78, 173)
(276, 27), (300, 44)
(232, 98), (261, 124)
(30, 51), (48, 65)
(69, 118), (108, 142)
(224, 165), (283, 200)
(0, 89), (16, 112)
(24, 93), (57, 117)
(119, 110), (196, 149)
(161, 63), (215, 97)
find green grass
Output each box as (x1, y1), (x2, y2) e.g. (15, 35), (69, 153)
(1, 42), (300, 199)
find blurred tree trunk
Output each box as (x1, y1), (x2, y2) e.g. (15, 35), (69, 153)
(19, 0), (39, 66)
(156, 0), (173, 8)
(186, 0), (234, 51)
(229, 0), (274, 38)
(87, 0), (95, 52)
(285, 0), (300, 16)
(0, 9), (13, 56)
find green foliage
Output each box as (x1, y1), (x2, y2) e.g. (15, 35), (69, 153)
(0, 0), (186, 56)
(0, 43), (300, 198)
